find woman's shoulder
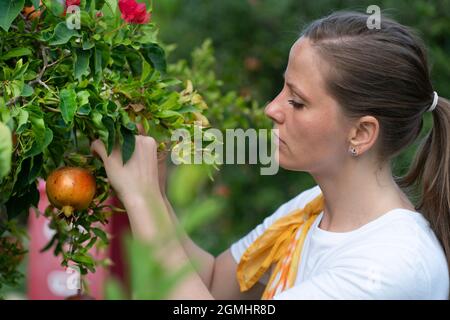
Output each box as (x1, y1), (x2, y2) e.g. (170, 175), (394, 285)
(334, 209), (445, 261)
(353, 208), (442, 251)
(327, 209), (449, 297)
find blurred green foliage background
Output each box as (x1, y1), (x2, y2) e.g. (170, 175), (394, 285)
(154, 0), (450, 256)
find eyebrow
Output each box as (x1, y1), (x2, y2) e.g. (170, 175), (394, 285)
(283, 71), (310, 103)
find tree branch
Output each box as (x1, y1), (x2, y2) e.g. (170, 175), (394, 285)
(5, 97), (21, 107)
(28, 46), (51, 91)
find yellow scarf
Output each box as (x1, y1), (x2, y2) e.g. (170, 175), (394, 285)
(236, 193), (324, 299)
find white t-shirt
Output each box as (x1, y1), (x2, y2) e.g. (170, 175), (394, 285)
(230, 185), (449, 299)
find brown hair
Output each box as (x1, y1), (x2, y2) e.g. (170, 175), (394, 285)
(302, 11), (450, 277)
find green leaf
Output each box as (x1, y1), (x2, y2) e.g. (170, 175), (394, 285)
(94, 0), (106, 10)
(76, 90), (90, 106)
(71, 253), (95, 266)
(40, 234), (57, 253)
(94, 44), (110, 78)
(94, 47), (102, 75)
(16, 109), (29, 133)
(77, 104), (91, 115)
(11, 59), (29, 80)
(140, 58), (151, 83)
(74, 49), (91, 81)
(161, 78), (182, 87)
(159, 92), (179, 110)
(12, 154), (43, 193)
(91, 110), (109, 148)
(0, 122), (12, 179)
(5, 184), (39, 219)
(0, 0), (25, 32)
(125, 50), (142, 76)
(28, 154), (43, 185)
(28, 107), (45, 137)
(21, 84), (34, 97)
(1, 48), (32, 60)
(24, 128), (53, 158)
(120, 126), (135, 165)
(102, 116), (115, 156)
(42, 0), (65, 16)
(82, 38), (95, 50)
(48, 22), (80, 46)
(80, 11), (94, 28)
(141, 43), (167, 73)
(77, 232), (91, 244)
(84, 236), (98, 251)
(119, 111), (136, 131)
(59, 88), (78, 124)
(31, 0), (41, 9)
(177, 105), (199, 114)
(155, 110), (182, 119)
(92, 227), (108, 244)
(9, 80), (24, 98)
(102, 0), (117, 17)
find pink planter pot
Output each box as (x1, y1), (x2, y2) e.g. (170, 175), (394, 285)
(26, 179), (130, 300)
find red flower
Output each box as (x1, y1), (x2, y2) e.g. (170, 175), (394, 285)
(66, 0), (80, 6)
(118, 0), (151, 24)
(63, 0), (80, 16)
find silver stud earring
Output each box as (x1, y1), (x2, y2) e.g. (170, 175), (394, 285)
(349, 146), (358, 157)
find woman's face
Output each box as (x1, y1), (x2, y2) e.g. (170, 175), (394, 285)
(265, 37), (353, 174)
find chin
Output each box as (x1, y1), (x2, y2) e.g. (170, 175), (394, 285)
(277, 155), (305, 172)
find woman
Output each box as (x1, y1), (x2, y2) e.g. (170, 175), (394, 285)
(91, 11), (450, 299)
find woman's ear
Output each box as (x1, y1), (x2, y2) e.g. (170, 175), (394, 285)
(348, 116), (380, 156)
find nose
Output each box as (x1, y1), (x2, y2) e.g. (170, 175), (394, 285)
(265, 95), (285, 124)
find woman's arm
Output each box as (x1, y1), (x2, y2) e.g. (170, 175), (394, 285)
(157, 153), (216, 289)
(161, 195), (216, 289)
(122, 192), (215, 299)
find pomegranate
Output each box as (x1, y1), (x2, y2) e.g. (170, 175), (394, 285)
(46, 167), (96, 218)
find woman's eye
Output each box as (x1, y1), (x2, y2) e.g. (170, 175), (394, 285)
(288, 100), (305, 109)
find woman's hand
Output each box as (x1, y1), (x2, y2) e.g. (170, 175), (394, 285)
(90, 135), (162, 206)
(157, 149), (169, 200)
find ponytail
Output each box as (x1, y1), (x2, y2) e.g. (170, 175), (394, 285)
(397, 96), (450, 276)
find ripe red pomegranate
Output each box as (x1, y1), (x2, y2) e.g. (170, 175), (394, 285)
(46, 167), (96, 218)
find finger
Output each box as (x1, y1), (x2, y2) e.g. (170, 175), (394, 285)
(142, 136), (157, 155)
(136, 122), (146, 136)
(90, 139), (107, 161)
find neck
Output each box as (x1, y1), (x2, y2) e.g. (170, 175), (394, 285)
(311, 157), (414, 232)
